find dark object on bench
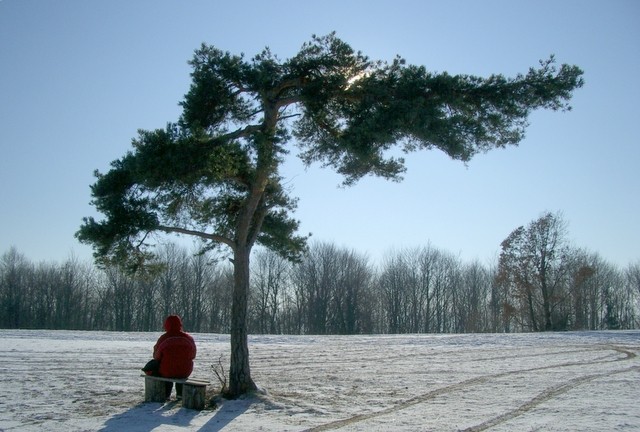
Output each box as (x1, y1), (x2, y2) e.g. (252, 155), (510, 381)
(141, 359), (160, 374)
(142, 375), (209, 410)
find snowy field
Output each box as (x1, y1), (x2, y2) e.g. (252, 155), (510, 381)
(0, 330), (639, 431)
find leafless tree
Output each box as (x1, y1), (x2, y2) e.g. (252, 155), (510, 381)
(456, 260), (492, 332)
(498, 212), (574, 331)
(250, 249), (290, 334)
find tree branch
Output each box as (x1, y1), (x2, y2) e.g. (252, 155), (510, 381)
(157, 225), (234, 249)
(277, 112), (301, 121)
(212, 124), (262, 144)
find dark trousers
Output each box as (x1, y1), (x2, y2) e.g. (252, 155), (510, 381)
(165, 382), (183, 399)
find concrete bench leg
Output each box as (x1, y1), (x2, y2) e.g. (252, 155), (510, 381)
(182, 384), (205, 410)
(144, 376), (167, 403)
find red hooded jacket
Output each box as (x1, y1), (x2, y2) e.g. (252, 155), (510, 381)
(153, 315), (197, 378)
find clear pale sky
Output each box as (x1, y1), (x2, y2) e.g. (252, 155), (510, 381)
(1, 0), (638, 268)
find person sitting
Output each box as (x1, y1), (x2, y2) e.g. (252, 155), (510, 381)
(146, 315), (197, 400)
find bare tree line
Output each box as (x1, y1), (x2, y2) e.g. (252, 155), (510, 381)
(2, 233), (639, 334)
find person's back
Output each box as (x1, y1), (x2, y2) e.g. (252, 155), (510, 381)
(154, 315), (196, 379)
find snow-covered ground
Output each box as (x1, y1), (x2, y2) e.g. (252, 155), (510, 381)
(0, 330), (638, 431)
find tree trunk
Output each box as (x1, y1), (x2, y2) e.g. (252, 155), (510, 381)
(526, 287), (538, 332)
(540, 278), (553, 331)
(228, 245), (257, 397)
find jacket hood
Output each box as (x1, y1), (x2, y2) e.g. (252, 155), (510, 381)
(164, 315), (183, 333)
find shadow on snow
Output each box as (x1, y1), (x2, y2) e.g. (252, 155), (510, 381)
(98, 399), (249, 432)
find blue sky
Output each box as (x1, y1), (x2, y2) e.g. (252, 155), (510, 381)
(1, 0), (638, 268)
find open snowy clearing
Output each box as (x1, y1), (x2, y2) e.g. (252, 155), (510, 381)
(0, 330), (638, 431)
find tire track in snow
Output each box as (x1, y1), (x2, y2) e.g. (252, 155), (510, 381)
(303, 375), (491, 431)
(463, 363), (640, 431)
(304, 345), (638, 431)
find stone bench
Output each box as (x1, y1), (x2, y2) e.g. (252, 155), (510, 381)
(142, 375), (209, 410)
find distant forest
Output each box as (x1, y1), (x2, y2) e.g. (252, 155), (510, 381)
(2, 222), (639, 335)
